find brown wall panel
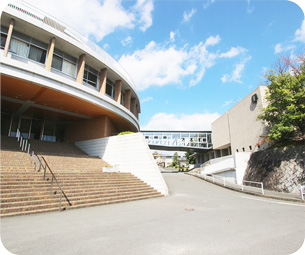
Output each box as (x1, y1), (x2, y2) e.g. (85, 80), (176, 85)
(65, 116), (118, 142)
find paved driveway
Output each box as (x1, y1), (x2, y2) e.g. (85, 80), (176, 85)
(1, 173), (305, 255)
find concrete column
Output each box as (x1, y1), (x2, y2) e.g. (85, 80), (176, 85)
(3, 19), (15, 57)
(76, 54), (86, 84)
(135, 104), (139, 119)
(131, 98), (136, 116)
(99, 68), (107, 94)
(45, 37), (55, 71)
(124, 90), (131, 110)
(114, 80), (122, 103)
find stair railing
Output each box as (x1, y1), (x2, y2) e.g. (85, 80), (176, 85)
(16, 129), (72, 211)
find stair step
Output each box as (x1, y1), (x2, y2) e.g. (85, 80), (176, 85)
(1, 136), (163, 217)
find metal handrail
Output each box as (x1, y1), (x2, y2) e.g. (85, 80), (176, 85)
(16, 129), (72, 210)
(193, 171), (265, 195)
(41, 156), (72, 208)
(301, 185), (305, 201)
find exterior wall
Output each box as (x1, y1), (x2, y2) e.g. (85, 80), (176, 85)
(66, 116), (118, 142)
(200, 152), (251, 184)
(212, 113), (230, 150)
(212, 86), (269, 155)
(1, 2), (141, 137)
(75, 133), (169, 195)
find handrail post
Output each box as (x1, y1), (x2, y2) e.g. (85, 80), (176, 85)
(241, 182), (244, 191)
(22, 139), (25, 151)
(20, 136), (23, 147)
(38, 157), (42, 172)
(34, 156), (37, 171)
(261, 182), (264, 195)
(59, 192), (62, 211)
(27, 143), (31, 155)
(24, 139), (28, 152)
(31, 151), (34, 164)
(50, 176), (54, 195)
(43, 162), (46, 180)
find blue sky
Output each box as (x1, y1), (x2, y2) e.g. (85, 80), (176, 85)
(5, 0), (305, 131)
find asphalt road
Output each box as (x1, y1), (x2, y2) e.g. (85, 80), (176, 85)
(1, 173), (305, 255)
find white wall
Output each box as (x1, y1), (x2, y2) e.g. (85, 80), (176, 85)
(200, 152), (251, 185)
(75, 133), (169, 195)
(235, 152), (251, 185)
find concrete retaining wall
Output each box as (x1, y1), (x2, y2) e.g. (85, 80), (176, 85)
(75, 133), (169, 195)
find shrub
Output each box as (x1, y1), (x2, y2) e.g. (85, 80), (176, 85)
(118, 131), (134, 135)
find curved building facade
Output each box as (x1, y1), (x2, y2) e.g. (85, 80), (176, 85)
(1, 2), (141, 143)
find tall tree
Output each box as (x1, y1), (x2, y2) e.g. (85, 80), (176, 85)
(173, 152), (179, 166)
(258, 53), (305, 143)
(185, 152), (196, 165)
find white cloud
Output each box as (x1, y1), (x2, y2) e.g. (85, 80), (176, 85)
(274, 43), (295, 54)
(141, 112), (220, 131)
(119, 36), (221, 90)
(170, 31), (176, 42)
(119, 41), (189, 90)
(203, 0), (215, 9)
(182, 9), (197, 23)
(103, 44), (110, 50)
(221, 100), (234, 108)
(204, 35), (221, 47)
(133, 0), (154, 32)
(219, 46), (247, 58)
(247, 0), (254, 14)
(294, 19), (305, 43)
(121, 36), (132, 46)
(141, 96), (153, 103)
(25, 0), (154, 41)
(221, 56), (252, 83)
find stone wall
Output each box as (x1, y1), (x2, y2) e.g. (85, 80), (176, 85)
(243, 146), (305, 194)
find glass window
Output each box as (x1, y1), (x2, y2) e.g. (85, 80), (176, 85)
(121, 91), (125, 105)
(84, 65), (98, 88)
(1, 33), (7, 49)
(51, 54), (63, 71)
(172, 133), (180, 139)
(9, 32), (47, 65)
(52, 49), (76, 77)
(28, 45), (46, 64)
(10, 38), (29, 58)
(106, 79), (115, 98)
(62, 60), (76, 77)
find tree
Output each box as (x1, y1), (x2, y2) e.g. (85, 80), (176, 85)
(258, 53), (305, 144)
(185, 152), (196, 165)
(172, 152), (179, 167)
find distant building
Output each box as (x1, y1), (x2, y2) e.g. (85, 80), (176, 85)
(153, 152), (186, 168)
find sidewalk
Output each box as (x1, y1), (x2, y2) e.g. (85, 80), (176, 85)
(187, 173), (305, 204)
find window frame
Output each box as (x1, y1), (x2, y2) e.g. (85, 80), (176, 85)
(9, 31), (47, 65)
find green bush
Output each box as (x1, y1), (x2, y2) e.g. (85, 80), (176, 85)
(118, 131), (134, 136)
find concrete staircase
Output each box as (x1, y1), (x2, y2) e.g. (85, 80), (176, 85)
(0, 136), (163, 217)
